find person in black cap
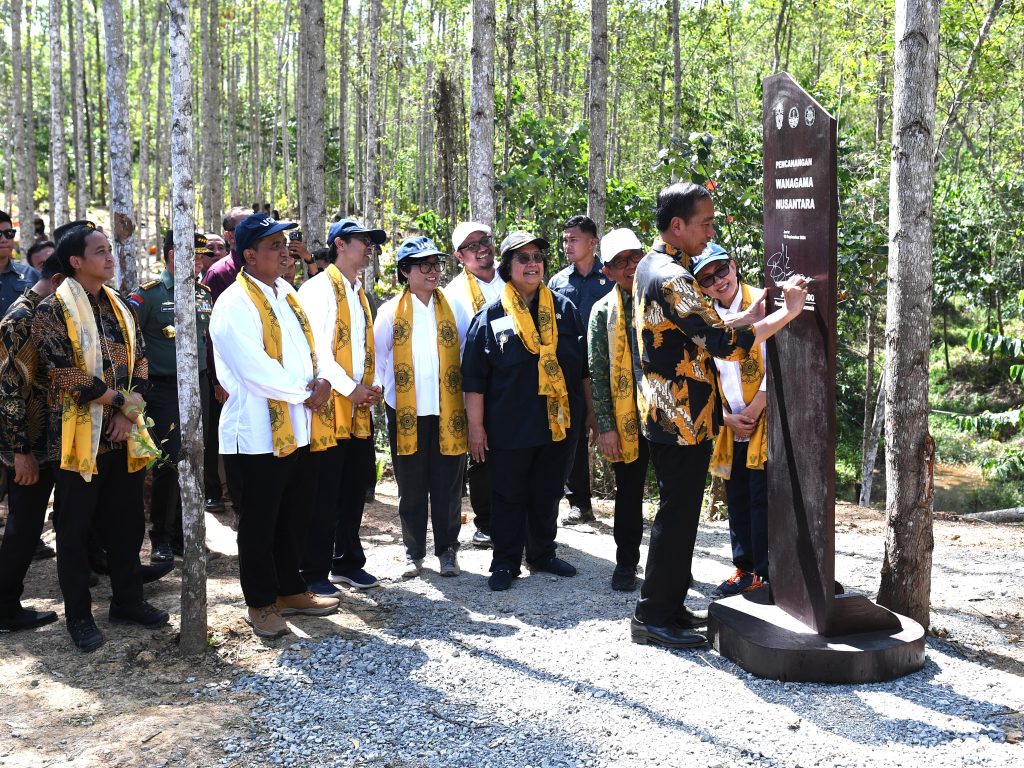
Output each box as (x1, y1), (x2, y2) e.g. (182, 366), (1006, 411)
(461, 230), (589, 591)
(127, 231), (214, 564)
(373, 236), (471, 578)
(297, 218), (385, 594)
(209, 213), (342, 639)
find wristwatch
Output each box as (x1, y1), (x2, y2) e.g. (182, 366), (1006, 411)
(112, 392), (126, 410)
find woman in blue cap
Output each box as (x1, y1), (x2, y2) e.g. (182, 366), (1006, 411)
(373, 236), (472, 578)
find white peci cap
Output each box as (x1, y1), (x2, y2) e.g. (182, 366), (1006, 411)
(599, 228), (645, 264)
(451, 222), (492, 252)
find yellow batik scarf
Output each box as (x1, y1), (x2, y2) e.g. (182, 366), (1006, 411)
(463, 271), (487, 313)
(325, 264), (374, 439)
(236, 271), (337, 457)
(500, 283), (570, 441)
(607, 286), (639, 464)
(54, 277), (154, 480)
(710, 282), (768, 479)
(392, 287), (467, 456)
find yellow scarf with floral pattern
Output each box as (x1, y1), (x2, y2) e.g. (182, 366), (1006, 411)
(325, 264), (374, 439)
(607, 286), (639, 463)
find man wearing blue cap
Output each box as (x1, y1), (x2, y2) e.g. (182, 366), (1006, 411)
(209, 213), (343, 639)
(297, 219), (386, 594)
(692, 243), (770, 598)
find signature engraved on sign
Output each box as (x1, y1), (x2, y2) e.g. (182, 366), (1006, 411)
(768, 242), (816, 312)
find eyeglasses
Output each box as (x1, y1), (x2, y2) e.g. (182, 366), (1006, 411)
(512, 251), (548, 265)
(696, 263), (731, 289)
(0, 229), (17, 240)
(413, 259), (444, 274)
(607, 252), (644, 270)
(355, 235), (376, 248)
(460, 236), (493, 253)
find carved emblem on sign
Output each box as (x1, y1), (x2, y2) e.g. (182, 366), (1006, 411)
(774, 102), (785, 130)
(788, 107), (799, 129)
(805, 106), (815, 126)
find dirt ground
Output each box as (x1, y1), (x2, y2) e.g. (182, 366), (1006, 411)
(1, 487), (1022, 768)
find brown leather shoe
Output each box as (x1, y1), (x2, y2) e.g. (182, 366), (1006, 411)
(276, 591), (340, 617)
(246, 605), (289, 638)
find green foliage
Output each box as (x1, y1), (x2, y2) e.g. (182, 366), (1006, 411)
(980, 447), (1024, 482)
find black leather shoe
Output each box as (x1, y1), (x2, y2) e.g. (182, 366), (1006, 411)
(141, 561), (174, 584)
(67, 618), (103, 652)
(673, 606), (708, 629)
(0, 607), (58, 632)
(611, 565), (638, 592)
(531, 557), (577, 577)
(630, 617), (706, 649)
(33, 539), (56, 560)
(150, 543), (174, 563)
(488, 569), (515, 591)
(204, 498), (226, 513)
(109, 600), (169, 627)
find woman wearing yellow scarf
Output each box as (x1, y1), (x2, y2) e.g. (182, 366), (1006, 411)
(373, 237), (472, 579)
(693, 244), (770, 599)
(462, 231), (589, 591)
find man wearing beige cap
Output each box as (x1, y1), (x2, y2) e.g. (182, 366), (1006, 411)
(586, 228), (649, 592)
(443, 222), (504, 548)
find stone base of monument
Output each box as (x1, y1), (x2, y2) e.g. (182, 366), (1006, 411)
(707, 588), (926, 684)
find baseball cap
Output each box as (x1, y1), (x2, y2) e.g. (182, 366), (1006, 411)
(451, 221), (492, 251)
(599, 228), (644, 264)
(499, 230), (550, 258)
(327, 218), (387, 246)
(690, 242), (730, 276)
(395, 236), (445, 266)
(233, 214), (297, 256)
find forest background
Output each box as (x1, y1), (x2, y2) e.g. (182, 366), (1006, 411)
(1, 0), (1022, 514)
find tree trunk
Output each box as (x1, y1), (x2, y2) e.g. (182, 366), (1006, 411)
(859, 371), (886, 507)
(11, 0), (35, 254)
(877, 0), (940, 631)
(25, 0), (38, 199)
(200, 0), (224, 231)
(586, 0), (608, 232)
(364, 0), (383, 232)
(135, 4), (156, 231)
(469, 0), (496, 227)
(670, 0), (681, 138)
(48, 0), (70, 227)
(338, 0), (350, 216)
(153, 7), (168, 242)
(300, 0), (327, 249)
(228, 55), (240, 206)
(530, 0), (545, 117)
(69, 0), (88, 217)
(102, 0), (138, 293)
(772, 0), (789, 72)
(167, 0), (208, 657)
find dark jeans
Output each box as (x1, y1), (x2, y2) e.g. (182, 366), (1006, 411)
(204, 375), (223, 501)
(56, 450), (145, 622)
(0, 463), (55, 616)
(301, 436), (374, 582)
(236, 448), (317, 607)
(564, 426), (593, 511)
(611, 435), (650, 570)
(489, 439), (572, 574)
(386, 406), (464, 560)
(726, 441), (769, 578)
(635, 440), (713, 626)
(466, 453), (492, 534)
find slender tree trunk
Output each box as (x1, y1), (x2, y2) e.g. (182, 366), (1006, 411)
(364, 0), (383, 230)
(153, 8), (167, 241)
(586, 0), (608, 232)
(501, 0), (516, 175)
(168, 0), (208, 657)
(469, 0), (496, 227)
(48, 0), (70, 227)
(25, 0), (38, 199)
(201, 0), (224, 230)
(530, 0), (545, 116)
(878, 0), (940, 630)
(11, 0), (35, 254)
(69, 0), (88, 217)
(859, 372), (886, 507)
(300, 0), (327, 248)
(354, 3), (365, 215)
(338, 0), (350, 215)
(102, 0), (138, 293)
(135, 4), (156, 230)
(228, 55), (240, 205)
(772, 0), (789, 72)
(670, 0), (681, 138)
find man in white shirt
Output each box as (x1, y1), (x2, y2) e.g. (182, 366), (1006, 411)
(442, 222), (503, 548)
(692, 244), (770, 598)
(209, 214), (342, 639)
(297, 219), (385, 594)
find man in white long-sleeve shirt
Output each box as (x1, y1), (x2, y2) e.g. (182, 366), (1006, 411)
(296, 219), (385, 595)
(210, 214), (344, 639)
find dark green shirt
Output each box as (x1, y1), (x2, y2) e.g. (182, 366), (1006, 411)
(587, 285), (636, 435)
(128, 270), (212, 377)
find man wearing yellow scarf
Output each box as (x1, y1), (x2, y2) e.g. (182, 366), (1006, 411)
(373, 237), (471, 578)
(693, 244), (770, 598)
(296, 218), (386, 597)
(462, 231), (589, 591)
(31, 222), (167, 652)
(585, 228), (649, 593)
(209, 214), (343, 639)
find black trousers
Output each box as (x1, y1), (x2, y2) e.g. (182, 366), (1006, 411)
(386, 406), (464, 560)
(203, 375), (223, 501)
(610, 435), (650, 570)
(465, 453), (492, 533)
(489, 439), (572, 574)
(0, 463), (55, 616)
(301, 436), (373, 582)
(726, 441), (769, 578)
(635, 440), (713, 625)
(56, 450), (145, 623)
(564, 426), (593, 511)
(236, 447), (317, 607)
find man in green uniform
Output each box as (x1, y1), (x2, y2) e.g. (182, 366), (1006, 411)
(128, 231), (214, 563)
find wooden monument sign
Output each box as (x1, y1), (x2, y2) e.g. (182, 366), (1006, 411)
(707, 73), (926, 683)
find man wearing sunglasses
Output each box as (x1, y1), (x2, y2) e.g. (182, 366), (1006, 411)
(443, 222), (505, 549)
(0, 210), (41, 318)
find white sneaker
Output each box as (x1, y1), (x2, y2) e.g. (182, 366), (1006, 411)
(401, 558), (423, 578)
(439, 548), (460, 577)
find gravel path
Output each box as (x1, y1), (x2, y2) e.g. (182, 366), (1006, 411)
(220, 501), (1024, 768)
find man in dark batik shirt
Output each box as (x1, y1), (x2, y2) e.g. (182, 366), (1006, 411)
(628, 182), (809, 651)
